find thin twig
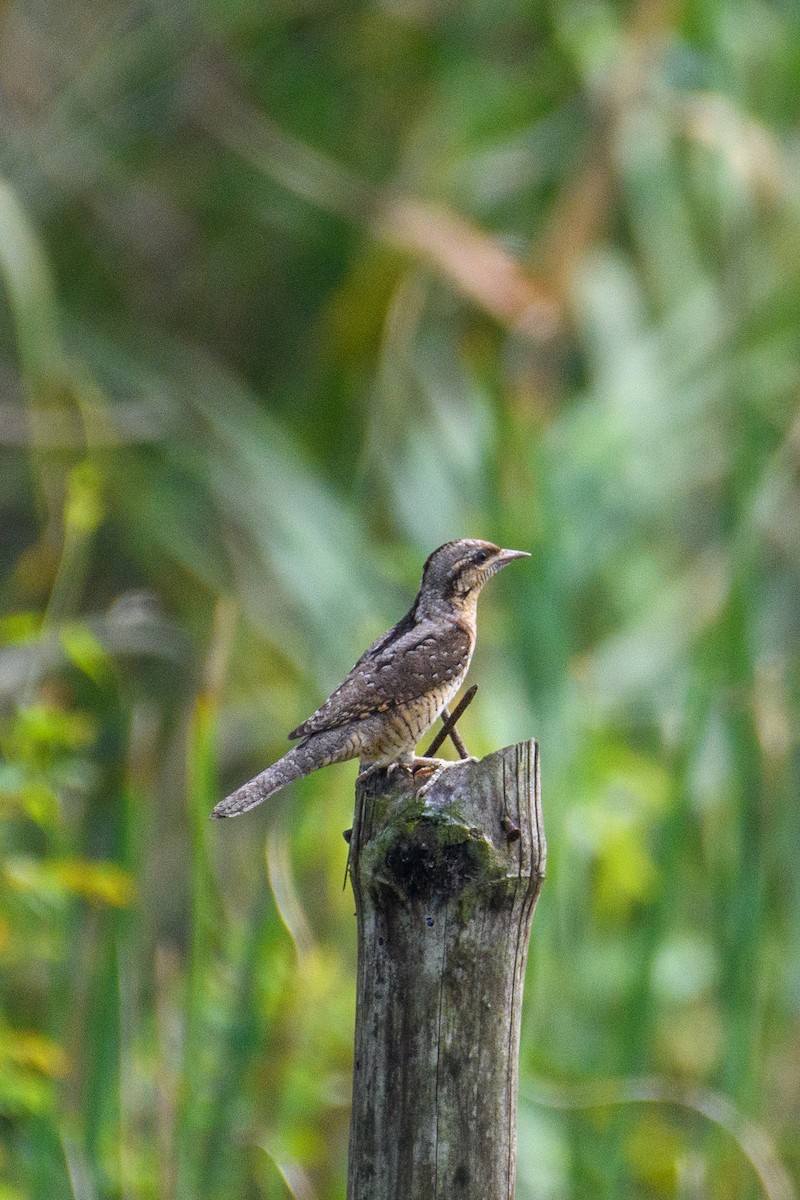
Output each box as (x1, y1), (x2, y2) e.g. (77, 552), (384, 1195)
(424, 685), (478, 758)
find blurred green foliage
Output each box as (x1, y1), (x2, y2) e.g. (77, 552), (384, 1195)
(1, 0), (799, 1196)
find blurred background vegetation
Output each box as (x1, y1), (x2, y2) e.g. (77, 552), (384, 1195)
(1, 0), (799, 1197)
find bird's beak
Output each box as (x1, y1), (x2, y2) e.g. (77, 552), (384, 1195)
(494, 548), (531, 570)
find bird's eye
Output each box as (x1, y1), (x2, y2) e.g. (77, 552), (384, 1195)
(473, 549), (489, 565)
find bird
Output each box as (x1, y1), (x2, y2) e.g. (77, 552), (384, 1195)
(211, 539), (529, 819)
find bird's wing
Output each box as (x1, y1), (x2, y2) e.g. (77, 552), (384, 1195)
(288, 619), (472, 740)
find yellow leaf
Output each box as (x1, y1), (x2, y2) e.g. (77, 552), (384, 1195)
(51, 859), (136, 908)
(0, 1029), (68, 1078)
(3, 856), (136, 907)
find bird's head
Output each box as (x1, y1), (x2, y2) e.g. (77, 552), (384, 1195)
(416, 539), (529, 618)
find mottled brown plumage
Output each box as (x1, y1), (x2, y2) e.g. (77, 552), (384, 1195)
(211, 539), (529, 819)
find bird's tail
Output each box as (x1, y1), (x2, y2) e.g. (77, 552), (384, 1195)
(210, 731), (349, 819)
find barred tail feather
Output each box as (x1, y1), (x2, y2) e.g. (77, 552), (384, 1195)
(210, 731), (351, 819)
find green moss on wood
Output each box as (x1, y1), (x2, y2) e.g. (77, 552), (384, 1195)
(363, 795), (512, 907)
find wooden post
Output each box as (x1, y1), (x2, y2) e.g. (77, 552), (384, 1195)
(347, 740), (545, 1200)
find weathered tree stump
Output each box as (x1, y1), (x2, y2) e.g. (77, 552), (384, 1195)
(347, 740), (545, 1200)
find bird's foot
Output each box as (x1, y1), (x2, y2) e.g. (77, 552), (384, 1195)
(411, 755), (449, 776)
(355, 762), (385, 785)
(413, 756), (476, 798)
(414, 755), (478, 770)
(356, 760), (413, 787)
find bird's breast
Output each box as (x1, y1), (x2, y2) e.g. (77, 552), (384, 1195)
(358, 672), (467, 765)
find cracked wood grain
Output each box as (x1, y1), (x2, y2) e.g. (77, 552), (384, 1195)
(347, 740), (545, 1200)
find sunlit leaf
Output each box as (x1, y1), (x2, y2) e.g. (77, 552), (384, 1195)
(3, 857), (135, 908)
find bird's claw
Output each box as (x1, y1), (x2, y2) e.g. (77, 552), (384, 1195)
(357, 754), (477, 797)
(414, 757), (473, 798)
(356, 760), (414, 787)
(411, 755), (448, 775)
(391, 761), (415, 777)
